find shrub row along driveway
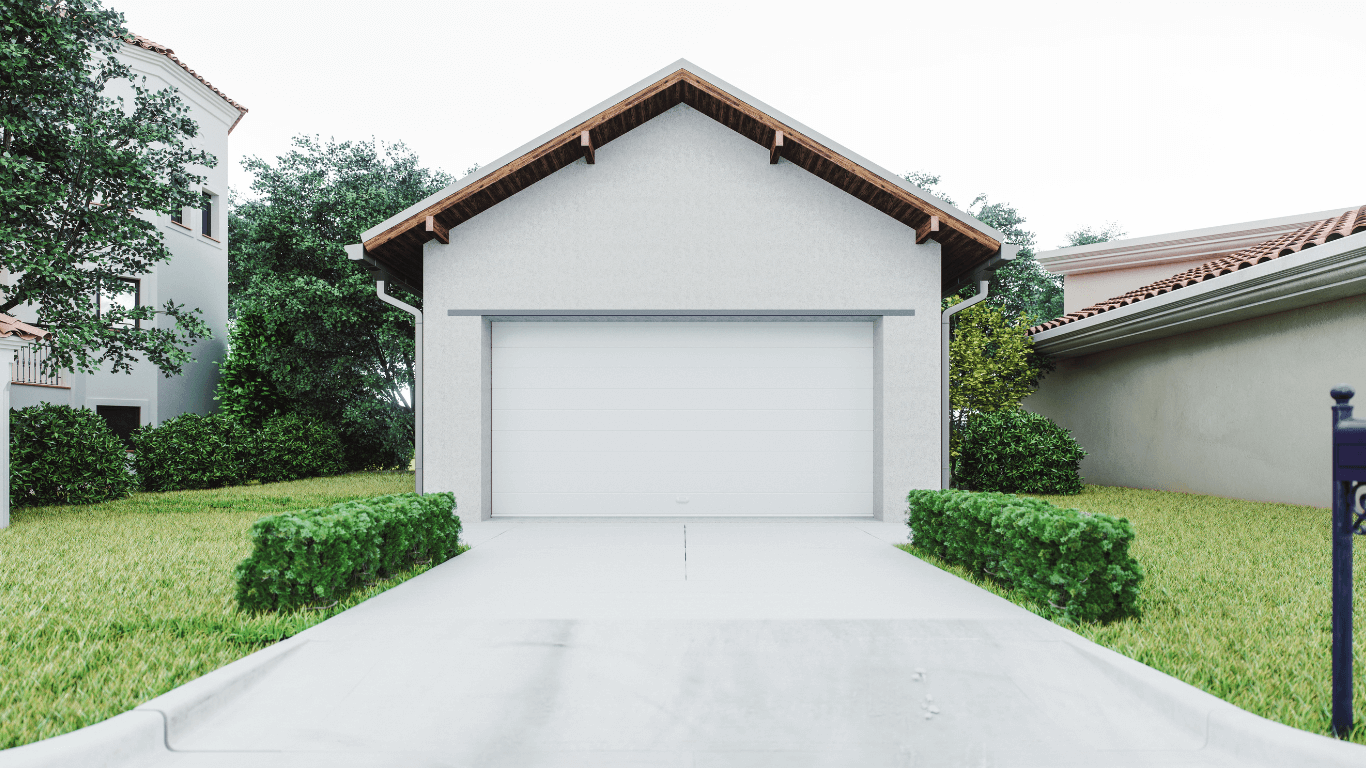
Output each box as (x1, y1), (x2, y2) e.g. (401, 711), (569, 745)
(19, 519), (1361, 767)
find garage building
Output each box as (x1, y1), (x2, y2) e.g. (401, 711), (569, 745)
(350, 60), (1009, 523)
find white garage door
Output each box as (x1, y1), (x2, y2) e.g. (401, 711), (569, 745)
(491, 320), (874, 516)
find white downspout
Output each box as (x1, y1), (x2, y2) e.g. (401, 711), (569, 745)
(375, 280), (422, 495)
(941, 281), (990, 490)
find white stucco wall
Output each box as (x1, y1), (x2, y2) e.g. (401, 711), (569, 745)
(1026, 292), (1366, 508)
(424, 104), (941, 522)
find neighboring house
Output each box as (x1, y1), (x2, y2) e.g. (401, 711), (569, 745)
(349, 60), (1012, 524)
(1026, 205), (1366, 507)
(9, 35), (245, 443)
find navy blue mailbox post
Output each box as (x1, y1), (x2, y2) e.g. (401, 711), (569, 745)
(1330, 385), (1366, 736)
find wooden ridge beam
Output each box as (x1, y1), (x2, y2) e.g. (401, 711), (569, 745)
(769, 130), (783, 164)
(426, 215), (449, 244)
(916, 215), (939, 245)
(581, 130), (595, 164)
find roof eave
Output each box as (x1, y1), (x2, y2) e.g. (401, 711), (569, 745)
(361, 59), (1003, 245)
(1032, 232), (1366, 358)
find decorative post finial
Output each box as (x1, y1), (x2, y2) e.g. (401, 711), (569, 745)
(1334, 385), (1357, 428)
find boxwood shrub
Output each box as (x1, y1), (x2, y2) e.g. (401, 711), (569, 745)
(246, 413), (347, 484)
(956, 408), (1086, 494)
(234, 492), (461, 613)
(131, 413), (249, 492)
(907, 489), (1142, 623)
(10, 403), (137, 507)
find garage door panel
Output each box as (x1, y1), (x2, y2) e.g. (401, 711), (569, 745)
(494, 450), (874, 473)
(492, 470), (872, 494)
(492, 408), (874, 432)
(493, 346), (873, 370)
(494, 366), (875, 390)
(494, 321), (873, 349)
(494, 387), (874, 411)
(492, 492), (875, 517)
(492, 321), (876, 517)
(493, 429), (873, 453)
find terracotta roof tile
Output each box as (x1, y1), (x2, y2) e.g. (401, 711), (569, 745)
(1030, 204), (1366, 335)
(0, 315), (49, 341)
(126, 35), (247, 133)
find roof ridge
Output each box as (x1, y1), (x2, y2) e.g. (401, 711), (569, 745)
(125, 34), (247, 133)
(1030, 204), (1366, 335)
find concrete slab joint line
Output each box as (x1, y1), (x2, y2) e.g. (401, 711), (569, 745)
(6, 521), (1366, 767)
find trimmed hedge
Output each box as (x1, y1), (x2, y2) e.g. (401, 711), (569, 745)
(132, 413), (249, 492)
(126, 411), (345, 492)
(246, 413), (346, 484)
(956, 408), (1086, 494)
(10, 403), (136, 507)
(234, 492), (460, 613)
(907, 489), (1142, 623)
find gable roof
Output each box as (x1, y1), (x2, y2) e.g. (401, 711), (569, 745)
(357, 60), (1005, 294)
(126, 35), (248, 133)
(1030, 204), (1366, 335)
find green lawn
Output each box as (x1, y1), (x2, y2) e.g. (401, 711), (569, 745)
(902, 484), (1366, 743)
(0, 471), (438, 749)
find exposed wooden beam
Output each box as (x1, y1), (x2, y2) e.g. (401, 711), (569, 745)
(581, 130), (595, 164)
(360, 69), (1004, 291)
(426, 215), (449, 245)
(769, 130), (784, 164)
(916, 215), (940, 245)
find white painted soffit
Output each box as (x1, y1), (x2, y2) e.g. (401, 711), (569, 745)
(360, 59), (1006, 245)
(1031, 232), (1366, 359)
(1035, 207), (1354, 277)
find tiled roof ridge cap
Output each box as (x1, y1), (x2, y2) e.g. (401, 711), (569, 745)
(1029, 204), (1366, 335)
(0, 314), (50, 341)
(1043, 222), (1310, 263)
(126, 34), (247, 132)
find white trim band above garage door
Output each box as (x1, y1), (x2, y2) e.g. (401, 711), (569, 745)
(451, 309), (914, 316)
(491, 320), (875, 517)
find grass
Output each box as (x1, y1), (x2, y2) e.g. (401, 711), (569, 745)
(900, 484), (1366, 744)
(0, 471), (444, 749)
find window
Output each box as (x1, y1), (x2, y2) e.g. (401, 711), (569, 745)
(171, 208), (183, 226)
(98, 277), (141, 329)
(201, 191), (213, 238)
(96, 406), (140, 448)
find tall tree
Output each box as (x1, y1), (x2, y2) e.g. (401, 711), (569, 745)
(0, 0), (214, 375)
(225, 136), (452, 469)
(1063, 222), (1126, 248)
(903, 172), (1123, 325)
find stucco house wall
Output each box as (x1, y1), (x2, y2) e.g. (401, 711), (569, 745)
(1028, 262), (1366, 509)
(424, 104), (942, 522)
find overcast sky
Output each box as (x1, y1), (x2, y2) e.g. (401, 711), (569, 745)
(112, 0), (1364, 252)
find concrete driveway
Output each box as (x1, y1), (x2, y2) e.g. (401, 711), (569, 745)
(7, 519), (1365, 767)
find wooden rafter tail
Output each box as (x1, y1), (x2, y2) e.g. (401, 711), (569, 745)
(581, 130), (595, 164)
(426, 215), (449, 245)
(915, 215), (940, 245)
(769, 130), (784, 164)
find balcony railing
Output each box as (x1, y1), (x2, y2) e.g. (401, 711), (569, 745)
(12, 346), (65, 388)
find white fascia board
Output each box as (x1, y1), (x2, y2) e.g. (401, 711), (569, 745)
(1031, 232), (1366, 359)
(1035, 207), (1354, 277)
(361, 59), (1006, 244)
(116, 44), (241, 131)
